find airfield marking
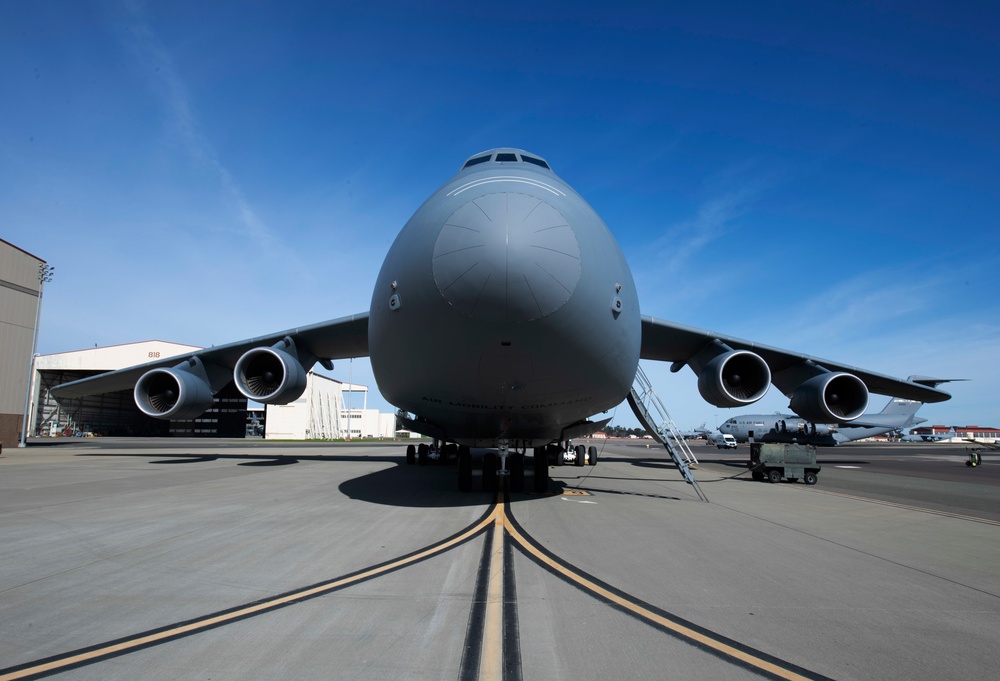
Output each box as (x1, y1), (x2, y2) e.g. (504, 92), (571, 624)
(481, 512), (506, 681)
(3, 477), (835, 681)
(501, 493), (830, 681)
(0, 504), (501, 681)
(459, 500), (522, 681)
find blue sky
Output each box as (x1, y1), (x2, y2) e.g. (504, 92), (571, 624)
(2, 0), (998, 431)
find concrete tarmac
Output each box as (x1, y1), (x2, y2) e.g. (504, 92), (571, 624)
(1, 438), (997, 680)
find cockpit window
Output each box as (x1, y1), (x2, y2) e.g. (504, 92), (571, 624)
(462, 154), (492, 169)
(520, 154), (550, 169)
(461, 150), (552, 171)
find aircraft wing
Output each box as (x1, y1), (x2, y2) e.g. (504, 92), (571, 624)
(51, 312), (370, 399)
(639, 315), (951, 403)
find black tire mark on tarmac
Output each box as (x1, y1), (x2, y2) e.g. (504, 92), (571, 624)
(3, 486), (833, 681)
(458, 524), (493, 681)
(0, 502), (500, 680)
(502, 492), (832, 681)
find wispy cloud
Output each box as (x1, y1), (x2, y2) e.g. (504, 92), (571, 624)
(759, 266), (944, 347)
(113, 0), (274, 249)
(629, 168), (772, 322)
(655, 192), (746, 273)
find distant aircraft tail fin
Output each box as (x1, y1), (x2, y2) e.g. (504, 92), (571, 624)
(878, 397), (923, 417)
(850, 396), (926, 429)
(881, 377), (968, 428)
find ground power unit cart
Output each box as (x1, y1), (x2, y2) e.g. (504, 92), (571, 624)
(749, 442), (820, 485)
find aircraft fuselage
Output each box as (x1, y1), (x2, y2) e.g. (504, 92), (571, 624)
(369, 149), (640, 446)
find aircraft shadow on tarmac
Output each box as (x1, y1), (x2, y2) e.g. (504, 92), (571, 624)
(73, 449), (518, 508)
(339, 461), (546, 508)
(150, 455), (301, 466)
(71, 449), (704, 507)
(149, 456), (221, 464)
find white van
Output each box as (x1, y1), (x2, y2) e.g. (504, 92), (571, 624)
(714, 433), (738, 449)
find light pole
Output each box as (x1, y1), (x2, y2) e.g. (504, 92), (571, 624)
(19, 263), (54, 447)
(346, 357), (352, 440)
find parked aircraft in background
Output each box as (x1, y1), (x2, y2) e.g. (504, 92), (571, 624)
(901, 427), (957, 442)
(677, 422), (710, 439)
(718, 385), (956, 445)
(51, 149), (952, 491)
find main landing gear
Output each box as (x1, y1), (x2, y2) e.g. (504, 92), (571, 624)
(407, 438), (596, 493)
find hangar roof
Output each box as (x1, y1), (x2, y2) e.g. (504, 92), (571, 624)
(36, 341), (202, 372)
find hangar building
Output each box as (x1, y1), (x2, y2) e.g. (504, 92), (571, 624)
(0, 239), (47, 449)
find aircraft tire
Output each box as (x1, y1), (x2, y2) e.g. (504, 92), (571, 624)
(804, 471), (818, 485)
(418, 443), (429, 466)
(510, 453), (525, 493)
(458, 449), (473, 492)
(483, 452), (498, 492)
(574, 444), (586, 467)
(533, 448), (549, 493)
(554, 444), (564, 466)
(767, 469), (782, 484)
(406, 444), (416, 465)
(588, 445), (597, 466)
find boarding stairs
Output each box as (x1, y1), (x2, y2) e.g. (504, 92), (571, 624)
(627, 365), (709, 502)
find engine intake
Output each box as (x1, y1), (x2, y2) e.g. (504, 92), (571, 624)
(135, 368), (214, 420)
(697, 350), (771, 407)
(234, 346), (308, 404)
(789, 372), (869, 423)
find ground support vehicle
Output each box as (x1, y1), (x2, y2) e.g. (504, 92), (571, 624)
(749, 442), (820, 484)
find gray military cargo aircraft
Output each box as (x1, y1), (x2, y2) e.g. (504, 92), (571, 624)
(719, 392), (933, 446)
(51, 148), (952, 492)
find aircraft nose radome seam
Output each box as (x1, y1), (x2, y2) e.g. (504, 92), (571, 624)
(432, 192), (581, 323)
(447, 177), (566, 197)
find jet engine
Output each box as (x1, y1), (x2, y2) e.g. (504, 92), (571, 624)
(135, 367), (214, 420)
(234, 340), (309, 404)
(789, 372), (868, 423)
(778, 420), (805, 433)
(696, 349), (771, 408)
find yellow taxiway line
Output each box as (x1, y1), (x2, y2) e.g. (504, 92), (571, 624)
(0, 506), (500, 681)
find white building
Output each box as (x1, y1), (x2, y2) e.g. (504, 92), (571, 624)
(263, 372), (393, 440)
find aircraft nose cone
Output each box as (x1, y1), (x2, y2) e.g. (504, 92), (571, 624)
(432, 192), (581, 322)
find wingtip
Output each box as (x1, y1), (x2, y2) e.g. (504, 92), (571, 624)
(906, 375), (969, 388)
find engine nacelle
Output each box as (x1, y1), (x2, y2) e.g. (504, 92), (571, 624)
(697, 350), (771, 407)
(234, 346), (308, 404)
(789, 372), (869, 423)
(779, 420), (805, 433)
(135, 367), (214, 420)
